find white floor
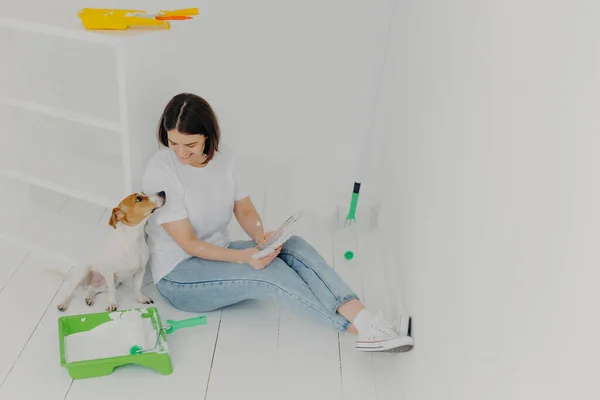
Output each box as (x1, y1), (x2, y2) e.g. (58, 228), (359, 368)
(0, 194), (404, 400)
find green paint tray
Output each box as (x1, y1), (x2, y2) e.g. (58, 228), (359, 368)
(58, 307), (206, 379)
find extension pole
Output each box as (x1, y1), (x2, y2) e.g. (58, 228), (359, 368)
(343, 0), (397, 260)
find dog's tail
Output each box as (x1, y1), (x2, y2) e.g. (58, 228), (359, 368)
(40, 266), (70, 280)
(40, 263), (91, 282)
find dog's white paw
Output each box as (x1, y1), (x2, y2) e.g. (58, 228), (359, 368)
(57, 303), (68, 312)
(106, 303), (118, 312)
(136, 295), (154, 304)
(85, 296), (95, 306)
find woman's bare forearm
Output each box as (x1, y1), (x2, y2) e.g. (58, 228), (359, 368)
(238, 212), (265, 243)
(234, 198), (265, 243)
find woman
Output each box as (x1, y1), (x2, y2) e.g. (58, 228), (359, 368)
(142, 93), (414, 353)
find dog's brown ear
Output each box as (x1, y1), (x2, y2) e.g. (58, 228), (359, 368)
(109, 207), (126, 229)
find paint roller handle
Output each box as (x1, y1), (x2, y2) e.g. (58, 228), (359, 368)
(165, 315), (207, 334)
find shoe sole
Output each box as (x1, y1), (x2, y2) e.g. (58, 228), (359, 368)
(355, 334), (414, 353)
(383, 343), (413, 353)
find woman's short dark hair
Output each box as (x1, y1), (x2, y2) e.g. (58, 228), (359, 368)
(157, 93), (220, 164)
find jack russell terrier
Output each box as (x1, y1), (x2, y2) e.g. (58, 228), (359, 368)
(57, 191), (166, 312)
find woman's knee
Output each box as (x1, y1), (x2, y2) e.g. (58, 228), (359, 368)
(282, 235), (313, 253)
(280, 235), (329, 267)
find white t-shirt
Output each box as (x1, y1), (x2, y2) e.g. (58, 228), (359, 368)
(142, 143), (249, 283)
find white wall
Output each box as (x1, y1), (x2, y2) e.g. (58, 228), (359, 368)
(374, 1), (600, 399)
(115, 0), (391, 212)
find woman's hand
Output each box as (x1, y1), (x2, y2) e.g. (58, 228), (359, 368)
(239, 247), (281, 270)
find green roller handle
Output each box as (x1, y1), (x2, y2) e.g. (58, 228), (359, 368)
(345, 192), (359, 223)
(165, 315), (207, 334)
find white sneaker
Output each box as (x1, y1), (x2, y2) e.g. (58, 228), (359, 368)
(354, 312), (414, 353)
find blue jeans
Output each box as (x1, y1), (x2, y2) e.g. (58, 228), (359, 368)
(156, 235), (358, 332)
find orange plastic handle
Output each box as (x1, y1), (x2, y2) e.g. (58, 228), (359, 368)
(159, 8), (198, 17)
(156, 15), (193, 20)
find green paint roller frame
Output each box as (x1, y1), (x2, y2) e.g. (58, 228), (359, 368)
(129, 314), (207, 355)
(58, 307), (206, 379)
